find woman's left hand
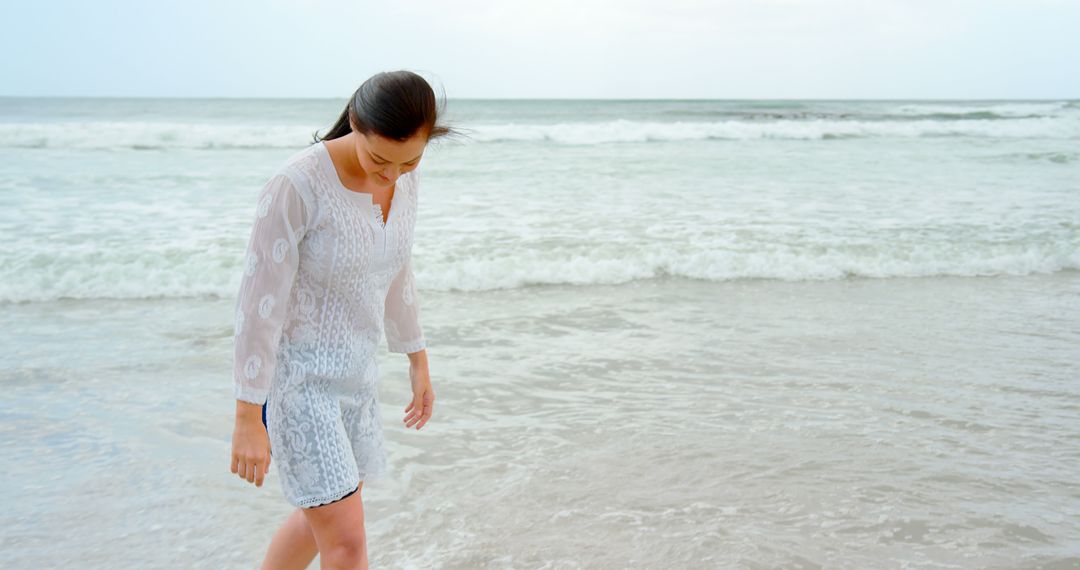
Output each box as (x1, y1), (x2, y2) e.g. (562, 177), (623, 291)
(404, 353), (434, 430)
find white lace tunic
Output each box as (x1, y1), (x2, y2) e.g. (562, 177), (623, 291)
(233, 140), (426, 508)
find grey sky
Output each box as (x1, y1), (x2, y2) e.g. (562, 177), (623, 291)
(1, 0), (1077, 99)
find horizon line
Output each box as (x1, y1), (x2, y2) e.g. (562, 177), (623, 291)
(0, 95), (1077, 102)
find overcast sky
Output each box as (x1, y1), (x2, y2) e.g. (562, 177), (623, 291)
(1, 0), (1077, 99)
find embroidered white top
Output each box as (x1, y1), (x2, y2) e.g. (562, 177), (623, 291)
(230, 140), (426, 507)
(233, 141), (426, 406)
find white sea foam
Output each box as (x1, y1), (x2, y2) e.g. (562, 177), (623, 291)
(0, 121), (312, 150)
(2, 112), (1078, 151)
(2, 238), (1076, 302)
(466, 117), (1080, 144)
(2, 98), (1077, 304)
(889, 101), (1073, 117)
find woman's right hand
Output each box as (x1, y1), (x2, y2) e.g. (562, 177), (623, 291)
(231, 401), (272, 487)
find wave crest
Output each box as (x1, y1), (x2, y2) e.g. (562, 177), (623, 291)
(2, 238), (1077, 303)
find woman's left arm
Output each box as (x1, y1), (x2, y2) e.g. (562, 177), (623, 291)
(385, 255), (434, 430)
(384, 254), (426, 354)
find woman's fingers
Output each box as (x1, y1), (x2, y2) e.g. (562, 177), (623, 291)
(415, 401), (432, 430)
(232, 454), (270, 485)
(405, 391), (434, 429)
(404, 395), (422, 427)
(231, 421), (272, 487)
(257, 453), (270, 487)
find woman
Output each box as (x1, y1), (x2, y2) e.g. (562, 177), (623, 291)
(229, 70), (457, 569)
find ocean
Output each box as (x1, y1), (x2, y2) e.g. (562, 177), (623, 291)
(1, 97), (1078, 568)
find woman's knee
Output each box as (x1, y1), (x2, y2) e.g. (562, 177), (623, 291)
(319, 537), (368, 566)
(311, 519), (367, 567)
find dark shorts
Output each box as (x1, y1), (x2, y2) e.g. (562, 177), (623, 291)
(262, 403), (358, 506)
(262, 402), (270, 457)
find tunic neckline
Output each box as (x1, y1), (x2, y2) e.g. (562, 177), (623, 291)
(316, 140), (402, 228)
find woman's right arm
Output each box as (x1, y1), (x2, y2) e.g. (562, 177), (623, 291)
(230, 172), (309, 487)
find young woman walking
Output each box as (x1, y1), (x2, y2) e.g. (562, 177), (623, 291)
(229, 70), (456, 569)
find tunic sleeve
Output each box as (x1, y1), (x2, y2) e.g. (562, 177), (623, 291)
(384, 255), (427, 354)
(233, 173), (310, 404)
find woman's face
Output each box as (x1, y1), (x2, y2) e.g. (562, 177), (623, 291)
(352, 130), (427, 187)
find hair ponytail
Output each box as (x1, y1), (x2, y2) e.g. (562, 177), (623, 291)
(318, 103), (354, 142)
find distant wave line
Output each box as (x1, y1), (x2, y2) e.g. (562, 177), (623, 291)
(1, 114), (1079, 150)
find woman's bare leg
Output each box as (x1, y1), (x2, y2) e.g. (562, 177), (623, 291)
(301, 482), (368, 570)
(260, 508), (319, 570)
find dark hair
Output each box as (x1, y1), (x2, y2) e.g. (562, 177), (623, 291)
(312, 70), (463, 144)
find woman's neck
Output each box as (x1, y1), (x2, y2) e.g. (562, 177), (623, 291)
(326, 133), (377, 191)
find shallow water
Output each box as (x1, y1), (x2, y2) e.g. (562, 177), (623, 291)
(2, 273), (1078, 568)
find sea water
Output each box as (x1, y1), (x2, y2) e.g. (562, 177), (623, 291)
(0, 98), (1078, 568)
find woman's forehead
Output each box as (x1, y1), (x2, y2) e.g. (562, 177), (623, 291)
(363, 132), (426, 160)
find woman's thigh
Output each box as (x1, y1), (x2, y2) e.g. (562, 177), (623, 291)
(300, 482), (366, 551)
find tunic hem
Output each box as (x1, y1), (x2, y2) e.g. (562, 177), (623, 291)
(294, 479), (362, 509)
